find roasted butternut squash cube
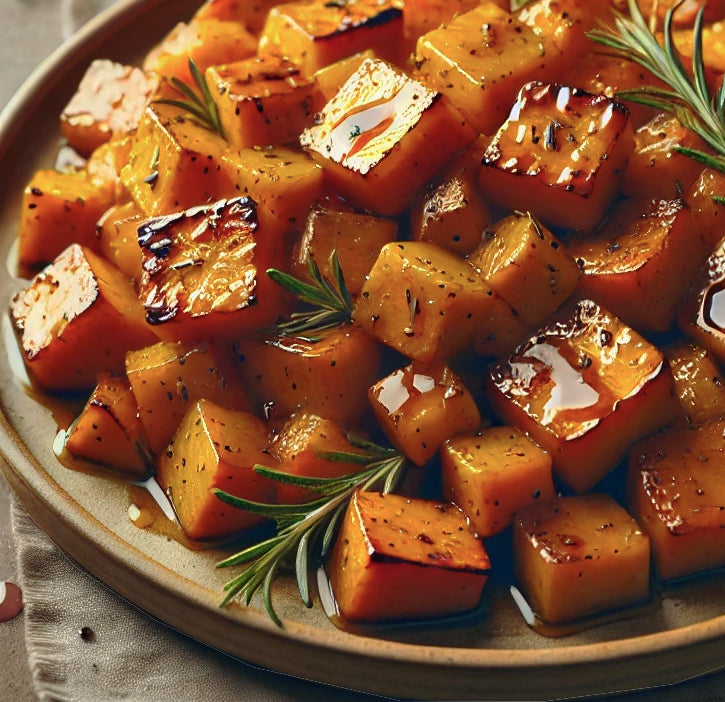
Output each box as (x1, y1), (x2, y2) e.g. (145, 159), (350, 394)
(156, 400), (275, 540)
(628, 418), (725, 580)
(472, 291), (532, 358)
(239, 327), (380, 426)
(136, 197), (285, 342)
(206, 57), (323, 150)
(120, 103), (235, 216)
(665, 343), (725, 426)
(686, 168), (725, 248)
(11, 244), (156, 391)
(292, 204), (397, 295)
(478, 82), (634, 233)
(355, 242), (500, 363)
(488, 300), (679, 492)
(65, 372), (151, 477)
(19, 169), (115, 267)
(60, 60), (160, 157)
(513, 494), (650, 624)
(126, 340), (248, 457)
(414, 3), (564, 135)
(623, 113), (708, 200)
(442, 427), (555, 538)
(300, 58), (475, 216)
(369, 360), (480, 466)
(329, 491), (490, 622)
(401, 0), (479, 49)
(142, 19), (257, 84)
(570, 198), (707, 333)
(313, 50), (376, 101)
(194, 0), (283, 33)
(259, 0), (405, 76)
(468, 213), (580, 326)
(269, 413), (367, 504)
(96, 202), (144, 282)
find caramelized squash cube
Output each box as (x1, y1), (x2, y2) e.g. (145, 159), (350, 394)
(259, 0), (405, 76)
(206, 57), (323, 150)
(468, 212), (580, 326)
(65, 372), (150, 477)
(686, 168), (725, 248)
(488, 300), (679, 492)
(369, 360), (480, 466)
(240, 327), (380, 426)
(329, 491), (490, 622)
(96, 201), (144, 282)
(194, 0), (284, 33)
(401, 0), (479, 49)
(60, 60), (160, 157)
(478, 82), (634, 233)
(472, 292), (531, 358)
(665, 343), (725, 426)
(629, 418), (725, 579)
(442, 427), (555, 538)
(136, 197), (285, 342)
(513, 494), (650, 623)
(300, 58), (475, 216)
(355, 242), (500, 363)
(570, 198), (707, 333)
(156, 400), (275, 540)
(11, 244), (156, 391)
(126, 340), (248, 456)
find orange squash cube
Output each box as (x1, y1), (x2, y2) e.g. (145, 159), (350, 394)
(300, 58), (475, 216)
(194, 0), (283, 33)
(471, 292), (531, 358)
(478, 82), (634, 233)
(11, 244), (156, 391)
(686, 168), (725, 248)
(65, 372), (151, 477)
(328, 491), (490, 622)
(313, 50), (376, 102)
(259, 0), (405, 76)
(401, 0), (479, 49)
(570, 198), (707, 333)
(60, 60), (160, 157)
(126, 340), (248, 456)
(239, 327), (381, 427)
(96, 201), (144, 282)
(156, 400), (276, 540)
(369, 360), (480, 466)
(628, 418), (725, 580)
(488, 300), (679, 492)
(442, 427), (555, 538)
(468, 212), (580, 326)
(514, 494), (650, 623)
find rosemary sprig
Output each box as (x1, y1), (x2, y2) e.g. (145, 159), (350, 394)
(213, 436), (406, 626)
(155, 58), (225, 138)
(266, 251), (354, 340)
(588, 0), (725, 174)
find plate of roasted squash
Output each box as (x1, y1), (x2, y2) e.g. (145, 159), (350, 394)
(6, 0), (725, 698)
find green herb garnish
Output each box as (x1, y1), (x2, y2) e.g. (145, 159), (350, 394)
(214, 436), (406, 626)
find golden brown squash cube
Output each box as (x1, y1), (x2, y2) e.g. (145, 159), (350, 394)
(472, 292), (532, 358)
(120, 103), (235, 216)
(478, 82), (634, 233)
(11, 244), (156, 391)
(194, 0), (283, 33)
(628, 418), (725, 580)
(259, 0), (405, 76)
(401, 0), (479, 49)
(240, 327), (381, 427)
(686, 168), (725, 248)
(488, 300), (679, 493)
(369, 360), (480, 466)
(468, 212), (580, 326)
(300, 58), (475, 216)
(269, 413), (367, 504)
(570, 198), (707, 333)
(60, 60), (160, 157)
(354, 241), (500, 363)
(142, 19), (257, 84)
(329, 491), (490, 622)
(292, 203), (397, 296)
(65, 372), (151, 477)
(126, 340), (248, 457)
(136, 197), (285, 342)
(19, 169), (115, 267)
(442, 427), (555, 538)
(514, 494), (650, 624)
(414, 3), (564, 135)
(96, 202), (144, 283)
(665, 343), (725, 427)
(313, 50), (376, 101)
(156, 400), (275, 540)
(206, 57), (323, 150)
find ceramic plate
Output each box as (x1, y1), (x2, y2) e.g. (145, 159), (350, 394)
(2, 1), (725, 698)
